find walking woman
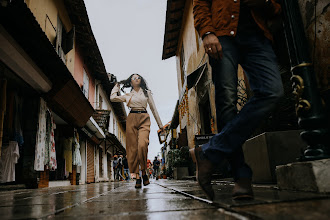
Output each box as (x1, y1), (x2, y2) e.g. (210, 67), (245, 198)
(110, 74), (163, 188)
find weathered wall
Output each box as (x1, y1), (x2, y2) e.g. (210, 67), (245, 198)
(176, 0), (218, 149)
(298, 0), (330, 92)
(26, 0), (75, 75)
(175, 0), (251, 148)
(74, 46), (95, 108)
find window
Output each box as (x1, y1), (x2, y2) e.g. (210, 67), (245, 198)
(108, 112), (112, 132)
(83, 69), (89, 99)
(180, 44), (186, 86)
(113, 119), (116, 136)
(199, 95), (212, 135)
(98, 95), (103, 109)
(55, 16), (74, 63)
(56, 16), (65, 63)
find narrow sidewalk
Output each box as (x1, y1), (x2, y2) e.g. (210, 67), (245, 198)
(156, 179), (330, 219)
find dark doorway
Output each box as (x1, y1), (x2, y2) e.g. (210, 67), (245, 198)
(199, 95), (212, 135)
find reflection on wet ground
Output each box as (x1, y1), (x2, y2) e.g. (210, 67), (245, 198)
(156, 180), (330, 220)
(0, 179), (329, 219)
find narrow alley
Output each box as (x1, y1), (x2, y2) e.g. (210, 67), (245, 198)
(1, 179), (329, 219)
(1, 0), (330, 219)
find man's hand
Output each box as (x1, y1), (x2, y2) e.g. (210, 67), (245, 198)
(242, 0), (268, 8)
(203, 34), (223, 60)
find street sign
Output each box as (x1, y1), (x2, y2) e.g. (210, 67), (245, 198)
(194, 134), (214, 146)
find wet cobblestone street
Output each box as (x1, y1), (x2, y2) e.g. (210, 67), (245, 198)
(0, 179), (329, 219)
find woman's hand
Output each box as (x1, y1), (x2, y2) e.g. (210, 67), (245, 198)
(203, 34), (223, 60)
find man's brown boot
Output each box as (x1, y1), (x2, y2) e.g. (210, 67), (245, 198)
(190, 146), (214, 201)
(232, 178), (254, 200)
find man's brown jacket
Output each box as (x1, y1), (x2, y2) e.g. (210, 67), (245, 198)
(193, 0), (281, 41)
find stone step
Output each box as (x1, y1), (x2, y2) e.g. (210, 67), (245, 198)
(276, 158), (330, 193)
(243, 130), (306, 183)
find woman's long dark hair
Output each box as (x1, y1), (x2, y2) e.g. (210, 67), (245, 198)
(118, 73), (149, 98)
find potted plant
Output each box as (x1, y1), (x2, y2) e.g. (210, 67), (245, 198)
(166, 166), (173, 179)
(171, 146), (190, 180)
(161, 166), (167, 179)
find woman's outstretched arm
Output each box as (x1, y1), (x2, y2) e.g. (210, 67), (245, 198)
(110, 83), (127, 102)
(147, 90), (163, 129)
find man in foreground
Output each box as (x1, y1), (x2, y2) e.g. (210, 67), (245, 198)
(191, 0), (283, 200)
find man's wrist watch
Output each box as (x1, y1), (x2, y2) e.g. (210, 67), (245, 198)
(202, 31), (214, 39)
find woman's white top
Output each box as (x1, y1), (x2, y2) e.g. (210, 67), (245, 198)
(110, 85), (163, 129)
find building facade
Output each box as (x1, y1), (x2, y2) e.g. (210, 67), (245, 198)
(161, 0), (330, 181)
(162, 0), (247, 152)
(0, 0), (126, 188)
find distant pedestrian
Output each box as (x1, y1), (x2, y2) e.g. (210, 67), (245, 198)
(153, 157), (160, 180)
(113, 155), (124, 181)
(113, 155), (118, 180)
(123, 155), (130, 181)
(147, 159), (153, 179)
(111, 74), (164, 189)
(117, 155), (124, 181)
(191, 0), (284, 201)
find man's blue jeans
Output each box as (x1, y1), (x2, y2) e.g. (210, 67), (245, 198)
(203, 33), (284, 181)
(124, 168), (130, 180)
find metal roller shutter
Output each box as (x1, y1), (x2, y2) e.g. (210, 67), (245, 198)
(87, 141), (95, 183)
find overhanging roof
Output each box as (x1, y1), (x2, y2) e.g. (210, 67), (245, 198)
(63, 0), (127, 129)
(162, 0), (186, 60)
(0, 1), (94, 127)
(106, 133), (126, 155)
(64, 0), (109, 94)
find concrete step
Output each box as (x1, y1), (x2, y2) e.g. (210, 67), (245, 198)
(276, 158), (330, 193)
(243, 130), (306, 183)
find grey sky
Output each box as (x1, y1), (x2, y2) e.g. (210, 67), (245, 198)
(84, 0), (178, 159)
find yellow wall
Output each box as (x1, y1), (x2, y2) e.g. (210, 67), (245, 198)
(26, 0), (75, 75)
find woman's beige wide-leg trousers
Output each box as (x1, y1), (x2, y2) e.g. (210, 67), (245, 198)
(126, 113), (151, 173)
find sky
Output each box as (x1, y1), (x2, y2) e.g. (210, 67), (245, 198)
(84, 0), (178, 159)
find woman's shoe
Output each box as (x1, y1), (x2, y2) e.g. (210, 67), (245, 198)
(142, 175), (150, 186)
(135, 179), (142, 188)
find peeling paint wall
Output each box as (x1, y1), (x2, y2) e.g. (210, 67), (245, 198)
(175, 0), (218, 149)
(298, 0), (330, 92)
